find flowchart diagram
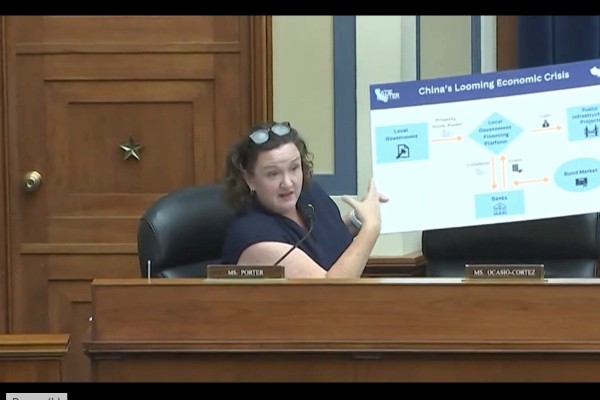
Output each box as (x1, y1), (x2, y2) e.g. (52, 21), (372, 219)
(370, 58), (600, 233)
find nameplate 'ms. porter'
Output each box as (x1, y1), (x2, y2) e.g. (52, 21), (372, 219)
(206, 265), (285, 279)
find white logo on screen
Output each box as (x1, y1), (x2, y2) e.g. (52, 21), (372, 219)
(374, 88), (400, 102)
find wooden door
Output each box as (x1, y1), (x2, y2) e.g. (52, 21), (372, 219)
(497, 16), (518, 71)
(1, 15), (271, 382)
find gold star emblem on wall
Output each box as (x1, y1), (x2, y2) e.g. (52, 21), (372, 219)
(120, 136), (143, 161)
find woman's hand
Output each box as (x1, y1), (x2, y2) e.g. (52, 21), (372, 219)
(342, 178), (388, 232)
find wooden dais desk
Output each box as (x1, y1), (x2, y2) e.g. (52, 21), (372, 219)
(85, 278), (600, 382)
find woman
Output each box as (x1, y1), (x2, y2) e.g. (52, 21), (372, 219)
(221, 121), (388, 278)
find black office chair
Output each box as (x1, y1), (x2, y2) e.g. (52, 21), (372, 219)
(422, 213), (600, 278)
(137, 183), (236, 278)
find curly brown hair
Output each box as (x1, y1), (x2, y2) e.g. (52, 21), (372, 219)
(222, 121), (314, 212)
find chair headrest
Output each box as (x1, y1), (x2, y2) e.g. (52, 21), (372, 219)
(422, 213), (600, 261)
(137, 184), (236, 277)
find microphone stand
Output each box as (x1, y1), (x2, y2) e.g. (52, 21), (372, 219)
(273, 204), (315, 266)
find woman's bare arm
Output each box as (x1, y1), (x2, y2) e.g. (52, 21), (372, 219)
(237, 178), (387, 278)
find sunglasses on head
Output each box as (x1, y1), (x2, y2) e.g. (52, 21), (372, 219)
(249, 122), (291, 144)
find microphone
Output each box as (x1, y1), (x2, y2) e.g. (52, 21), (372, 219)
(273, 203), (315, 266)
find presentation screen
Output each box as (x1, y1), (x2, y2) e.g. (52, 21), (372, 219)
(370, 58), (600, 233)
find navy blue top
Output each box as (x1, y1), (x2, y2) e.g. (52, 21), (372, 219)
(221, 180), (353, 269)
